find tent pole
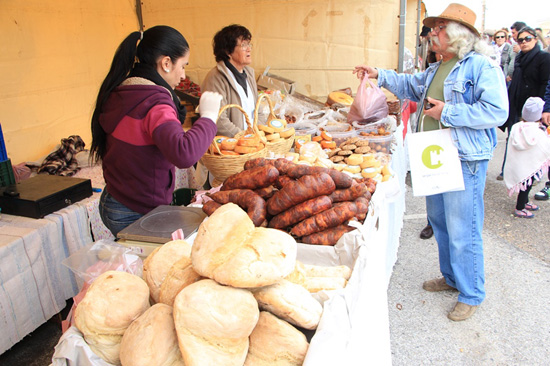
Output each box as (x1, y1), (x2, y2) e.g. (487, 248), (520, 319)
(414, 0), (422, 71)
(398, 0), (407, 73)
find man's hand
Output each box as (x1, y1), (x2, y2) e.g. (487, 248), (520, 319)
(541, 112), (550, 126)
(513, 44), (520, 53)
(353, 65), (378, 80)
(424, 97), (444, 121)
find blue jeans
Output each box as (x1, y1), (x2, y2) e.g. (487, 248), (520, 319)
(99, 190), (143, 237)
(426, 159), (488, 306)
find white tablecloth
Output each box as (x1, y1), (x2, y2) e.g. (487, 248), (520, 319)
(0, 204), (94, 354)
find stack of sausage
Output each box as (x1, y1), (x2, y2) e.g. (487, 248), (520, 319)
(202, 157), (376, 245)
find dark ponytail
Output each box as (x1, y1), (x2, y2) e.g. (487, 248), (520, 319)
(90, 26), (189, 163)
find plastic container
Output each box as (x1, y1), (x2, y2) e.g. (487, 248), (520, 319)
(0, 158), (16, 187)
(356, 134), (394, 154)
(290, 122), (318, 137)
(319, 128), (357, 147)
(353, 116), (394, 134)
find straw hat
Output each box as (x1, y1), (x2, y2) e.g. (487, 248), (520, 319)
(423, 3), (479, 37)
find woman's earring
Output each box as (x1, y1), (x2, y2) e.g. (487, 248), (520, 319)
(164, 68), (170, 73)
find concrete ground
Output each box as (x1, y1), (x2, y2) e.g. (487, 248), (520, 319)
(1, 130), (549, 366)
(388, 128), (550, 365)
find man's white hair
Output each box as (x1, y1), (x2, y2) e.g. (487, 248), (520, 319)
(445, 21), (494, 59)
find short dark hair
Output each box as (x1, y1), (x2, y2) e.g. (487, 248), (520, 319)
(517, 26), (537, 38)
(212, 24), (252, 62)
(510, 21), (527, 31)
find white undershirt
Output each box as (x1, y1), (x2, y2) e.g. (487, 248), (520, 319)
(225, 67), (255, 130)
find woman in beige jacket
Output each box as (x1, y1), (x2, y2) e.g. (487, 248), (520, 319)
(202, 24), (258, 137)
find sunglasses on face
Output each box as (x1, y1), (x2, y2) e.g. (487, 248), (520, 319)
(494, 35), (505, 39)
(517, 36), (535, 44)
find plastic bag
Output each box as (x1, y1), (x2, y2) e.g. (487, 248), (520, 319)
(347, 76), (388, 124)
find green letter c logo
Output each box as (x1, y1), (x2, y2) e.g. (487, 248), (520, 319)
(422, 145), (444, 169)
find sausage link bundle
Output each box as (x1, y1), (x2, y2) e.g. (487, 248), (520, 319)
(329, 183), (368, 203)
(354, 177), (377, 194)
(301, 223), (356, 245)
(274, 175), (294, 190)
(202, 200), (222, 216)
(354, 196), (370, 221)
(244, 157), (294, 175)
(267, 173), (336, 216)
(268, 195), (333, 230)
(290, 201), (357, 237)
(286, 165), (352, 189)
(207, 189), (267, 226)
(221, 165), (279, 191)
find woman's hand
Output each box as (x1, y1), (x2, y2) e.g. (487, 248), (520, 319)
(353, 65), (378, 80)
(424, 97), (444, 121)
(199, 91), (223, 123)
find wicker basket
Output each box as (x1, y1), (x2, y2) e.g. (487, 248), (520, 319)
(200, 104), (267, 187)
(255, 94), (295, 155)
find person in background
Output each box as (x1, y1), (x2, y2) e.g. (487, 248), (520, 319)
(506, 21), (527, 85)
(535, 28), (548, 51)
(494, 29), (513, 76)
(354, 3), (508, 321)
(498, 25), (550, 181)
(202, 24), (258, 137)
(534, 78), (550, 201)
(504, 97), (549, 218)
(90, 26), (222, 236)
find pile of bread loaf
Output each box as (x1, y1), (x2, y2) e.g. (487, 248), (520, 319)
(202, 157), (376, 245)
(74, 203), (352, 366)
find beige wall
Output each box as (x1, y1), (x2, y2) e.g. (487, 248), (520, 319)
(1, 0), (411, 163)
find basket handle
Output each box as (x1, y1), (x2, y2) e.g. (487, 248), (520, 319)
(254, 94), (276, 127)
(209, 104), (258, 155)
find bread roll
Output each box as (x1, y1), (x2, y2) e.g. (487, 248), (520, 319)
(143, 240), (193, 303)
(302, 263), (352, 280)
(159, 256), (203, 306)
(173, 279), (259, 366)
(74, 271), (150, 365)
(303, 276), (347, 293)
(252, 279), (323, 330)
(284, 261), (307, 286)
(244, 311), (309, 366)
(192, 203), (297, 288)
(119, 303), (184, 366)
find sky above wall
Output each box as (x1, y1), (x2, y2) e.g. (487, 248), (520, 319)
(423, 0), (550, 32)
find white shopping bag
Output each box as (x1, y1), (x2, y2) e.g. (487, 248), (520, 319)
(407, 128), (465, 196)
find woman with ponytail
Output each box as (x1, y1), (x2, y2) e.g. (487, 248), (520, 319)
(91, 26), (222, 236)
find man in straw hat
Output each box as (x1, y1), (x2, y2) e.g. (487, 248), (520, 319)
(353, 3), (508, 321)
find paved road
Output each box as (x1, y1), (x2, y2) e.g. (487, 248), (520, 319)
(388, 129), (550, 365)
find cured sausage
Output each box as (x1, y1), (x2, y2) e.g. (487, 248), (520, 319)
(244, 157), (295, 175)
(354, 196), (370, 221)
(286, 165), (352, 189)
(254, 185), (275, 199)
(221, 165), (279, 191)
(208, 189), (267, 227)
(273, 175), (294, 190)
(301, 224), (355, 245)
(202, 200), (221, 216)
(268, 195), (333, 229)
(266, 173), (336, 216)
(329, 183), (368, 203)
(290, 201), (357, 237)
(354, 177), (377, 194)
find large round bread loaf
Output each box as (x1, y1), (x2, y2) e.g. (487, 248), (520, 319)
(173, 279), (260, 366)
(143, 239), (192, 303)
(119, 303), (184, 366)
(252, 279), (323, 330)
(159, 255), (202, 306)
(74, 270), (150, 365)
(244, 311), (309, 366)
(192, 203), (297, 288)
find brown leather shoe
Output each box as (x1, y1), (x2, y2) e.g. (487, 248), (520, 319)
(448, 302), (478, 321)
(420, 224), (433, 239)
(422, 277), (457, 292)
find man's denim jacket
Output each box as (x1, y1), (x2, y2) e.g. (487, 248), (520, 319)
(378, 51), (509, 161)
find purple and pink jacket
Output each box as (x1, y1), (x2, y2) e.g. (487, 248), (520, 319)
(99, 81), (216, 214)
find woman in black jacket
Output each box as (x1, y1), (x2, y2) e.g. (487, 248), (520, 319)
(498, 27), (550, 179)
